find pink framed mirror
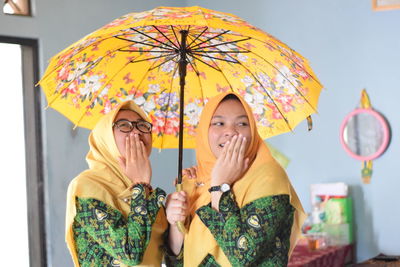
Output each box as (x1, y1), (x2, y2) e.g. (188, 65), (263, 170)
(340, 108), (390, 161)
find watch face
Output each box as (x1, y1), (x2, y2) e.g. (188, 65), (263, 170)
(221, 183), (230, 192)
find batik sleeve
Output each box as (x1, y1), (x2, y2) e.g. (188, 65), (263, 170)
(196, 192), (294, 266)
(74, 184), (166, 266)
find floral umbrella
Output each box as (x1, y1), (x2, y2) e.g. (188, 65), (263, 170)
(39, 6), (323, 184)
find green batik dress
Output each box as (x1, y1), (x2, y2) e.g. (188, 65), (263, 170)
(73, 184), (166, 267)
(165, 192), (294, 267)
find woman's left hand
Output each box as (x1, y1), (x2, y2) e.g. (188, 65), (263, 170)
(182, 166), (198, 179)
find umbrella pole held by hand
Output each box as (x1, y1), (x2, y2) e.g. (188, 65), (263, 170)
(175, 183), (187, 234)
(177, 29), (188, 185)
(176, 30), (189, 234)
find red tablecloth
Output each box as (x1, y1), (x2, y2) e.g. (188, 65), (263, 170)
(288, 244), (354, 267)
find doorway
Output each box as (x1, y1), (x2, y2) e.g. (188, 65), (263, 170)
(0, 36), (46, 267)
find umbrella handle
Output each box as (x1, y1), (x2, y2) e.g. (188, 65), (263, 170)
(175, 183), (187, 235)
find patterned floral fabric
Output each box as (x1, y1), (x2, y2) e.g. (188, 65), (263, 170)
(73, 184), (166, 266)
(39, 6), (323, 148)
(165, 193), (294, 266)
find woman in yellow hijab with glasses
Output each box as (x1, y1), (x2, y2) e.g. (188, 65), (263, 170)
(65, 100), (167, 266)
(165, 92), (305, 266)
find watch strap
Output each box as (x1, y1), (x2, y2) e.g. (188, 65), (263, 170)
(208, 185), (221, 192)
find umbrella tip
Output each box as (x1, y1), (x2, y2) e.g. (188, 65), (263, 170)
(307, 116), (313, 131)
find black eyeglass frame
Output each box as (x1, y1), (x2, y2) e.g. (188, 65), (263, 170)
(112, 119), (153, 134)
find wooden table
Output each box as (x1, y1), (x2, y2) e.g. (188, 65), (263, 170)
(288, 243), (354, 267)
(353, 254), (400, 266)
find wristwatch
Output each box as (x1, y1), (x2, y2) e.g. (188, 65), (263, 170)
(209, 183), (231, 193)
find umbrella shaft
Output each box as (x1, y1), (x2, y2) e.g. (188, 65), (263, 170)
(177, 30), (188, 184)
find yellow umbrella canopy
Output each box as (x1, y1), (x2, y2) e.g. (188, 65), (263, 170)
(39, 6), (323, 150)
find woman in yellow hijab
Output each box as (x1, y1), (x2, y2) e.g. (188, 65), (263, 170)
(65, 100), (167, 266)
(165, 92), (305, 266)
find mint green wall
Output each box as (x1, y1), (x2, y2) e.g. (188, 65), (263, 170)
(0, 1), (187, 266)
(1, 0), (399, 265)
(185, 0), (400, 262)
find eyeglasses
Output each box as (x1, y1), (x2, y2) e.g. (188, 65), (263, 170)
(112, 119), (153, 134)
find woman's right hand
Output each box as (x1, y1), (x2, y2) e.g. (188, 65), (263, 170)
(165, 191), (188, 225)
(211, 134), (249, 186)
(118, 132), (152, 184)
(166, 191), (187, 255)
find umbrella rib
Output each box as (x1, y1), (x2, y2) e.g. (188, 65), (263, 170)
(192, 50), (249, 54)
(238, 36), (323, 88)
(228, 58), (291, 129)
(129, 27), (177, 50)
(187, 58), (200, 76)
(160, 63), (179, 149)
(129, 54), (174, 64)
(114, 36), (175, 51)
(190, 37), (251, 51)
(190, 59), (206, 102)
(44, 39), (152, 104)
(75, 51), (162, 127)
(76, 51), (161, 127)
(153, 25), (179, 49)
(189, 9), (233, 101)
(188, 30), (231, 50)
(190, 55), (221, 72)
(40, 35), (133, 83)
(73, 52), (150, 127)
(188, 36), (238, 93)
(170, 25), (182, 49)
(190, 52), (239, 64)
(191, 30), (321, 88)
(186, 34), (206, 100)
(248, 70), (292, 130)
(187, 27), (208, 48)
(261, 46), (322, 88)
(206, 57), (236, 93)
(149, 55), (178, 71)
(46, 57), (107, 106)
(132, 58), (161, 99)
(186, 34), (208, 103)
(234, 43), (318, 113)
(210, 44), (291, 129)
(118, 49), (175, 53)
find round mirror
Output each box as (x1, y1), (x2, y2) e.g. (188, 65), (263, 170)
(340, 108), (390, 161)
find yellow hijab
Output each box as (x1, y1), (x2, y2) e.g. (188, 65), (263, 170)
(65, 100), (167, 267)
(182, 92), (306, 267)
